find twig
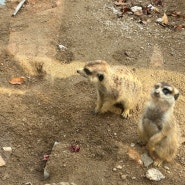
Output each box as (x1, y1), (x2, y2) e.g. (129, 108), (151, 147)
(12, 0), (27, 17)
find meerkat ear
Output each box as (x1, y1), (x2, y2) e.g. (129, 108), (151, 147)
(174, 93), (179, 100)
(97, 74), (104, 81)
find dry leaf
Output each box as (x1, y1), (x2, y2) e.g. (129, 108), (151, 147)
(70, 145), (80, 152)
(171, 11), (181, 17)
(162, 13), (168, 24)
(127, 148), (143, 165)
(174, 25), (185, 30)
(114, 0), (127, 6)
(121, 7), (132, 14)
(9, 77), (25, 85)
(152, 0), (162, 6)
(0, 155), (6, 166)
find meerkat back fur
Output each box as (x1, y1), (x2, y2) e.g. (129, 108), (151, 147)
(138, 82), (180, 166)
(77, 60), (142, 118)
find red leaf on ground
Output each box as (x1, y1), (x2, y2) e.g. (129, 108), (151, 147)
(9, 77), (25, 85)
(152, 0), (162, 6)
(43, 154), (49, 161)
(70, 145), (80, 152)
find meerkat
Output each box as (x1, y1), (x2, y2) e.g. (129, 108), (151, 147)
(138, 82), (180, 166)
(77, 60), (142, 118)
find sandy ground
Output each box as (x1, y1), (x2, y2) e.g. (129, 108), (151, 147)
(0, 0), (185, 184)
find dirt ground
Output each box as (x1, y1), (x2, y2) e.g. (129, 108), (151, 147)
(0, 0), (185, 184)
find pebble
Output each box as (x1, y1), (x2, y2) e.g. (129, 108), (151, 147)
(44, 183), (77, 185)
(146, 168), (165, 181)
(112, 168), (117, 172)
(44, 168), (50, 179)
(164, 166), (170, 170)
(141, 153), (153, 167)
(3, 147), (12, 152)
(116, 165), (123, 170)
(120, 174), (127, 180)
(0, 155), (6, 166)
(130, 143), (135, 147)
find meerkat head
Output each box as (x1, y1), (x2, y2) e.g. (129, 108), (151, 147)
(77, 60), (110, 84)
(151, 82), (179, 104)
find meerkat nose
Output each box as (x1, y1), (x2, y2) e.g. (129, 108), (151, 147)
(77, 70), (80, 73)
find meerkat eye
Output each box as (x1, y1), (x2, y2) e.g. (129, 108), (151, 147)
(162, 88), (171, 95)
(84, 68), (92, 75)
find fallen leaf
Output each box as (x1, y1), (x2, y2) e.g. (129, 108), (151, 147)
(156, 13), (168, 25)
(121, 7), (132, 14)
(43, 154), (50, 161)
(9, 77), (25, 85)
(127, 148), (143, 165)
(171, 11), (181, 17)
(114, 0), (127, 6)
(161, 13), (168, 24)
(174, 25), (185, 30)
(152, 6), (160, 13)
(152, 0), (163, 6)
(0, 155), (6, 166)
(70, 145), (80, 152)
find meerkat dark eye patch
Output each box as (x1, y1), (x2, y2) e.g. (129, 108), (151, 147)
(174, 93), (179, 100)
(97, 74), (104, 81)
(84, 68), (92, 75)
(154, 84), (160, 89)
(162, 88), (172, 95)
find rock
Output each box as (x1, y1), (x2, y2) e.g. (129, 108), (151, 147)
(120, 174), (127, 180)
(44, 167), (50, 179)
(164, 166), (170, 170)
(2, 147), (12, 152)
(112, 167), (117, 172)
(44, 183), (77, 185)
(141, 153), (153, 167)
(116, 165), (122, 170)
(25, 183), (32, 185)
(0, 155), (6, 166)
(146, 168), (165, 181)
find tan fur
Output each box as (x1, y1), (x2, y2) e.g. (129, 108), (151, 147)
(138, 82), (180, 166)
(77, 60), (142, 118)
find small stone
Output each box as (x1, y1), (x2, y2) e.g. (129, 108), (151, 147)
(3, 147), (12, 152)
(130, 143), (135, 147)
(120, 174), (127, 180)
(132, 177), (136, 180)
(25, 183), (32, 185)
(113, 168), (117, 172)
(116, 165), (123, 170)
(146, 168), (165, 181)
(57, 182), (70, 185)
(0, 155), (6, 166)
(44, 168), (50, 179)
(141, 153), (153, 167)
(164, 166), (170, 170)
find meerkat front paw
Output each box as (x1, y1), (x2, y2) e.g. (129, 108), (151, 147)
(121, 109), (130, 118)
(93, 107), (100, 115)
(154, 159), (163, 167)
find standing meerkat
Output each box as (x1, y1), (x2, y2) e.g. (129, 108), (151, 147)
(138, 82), (180, 166)
(77, 60), (142, 118)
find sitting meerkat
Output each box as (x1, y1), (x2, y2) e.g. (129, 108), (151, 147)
(138, 82), (180, 166)
(77, 60), (142, 118)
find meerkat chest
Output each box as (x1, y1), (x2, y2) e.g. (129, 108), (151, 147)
(145, 106), (170, 130)
(98, 83), (119, 99)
